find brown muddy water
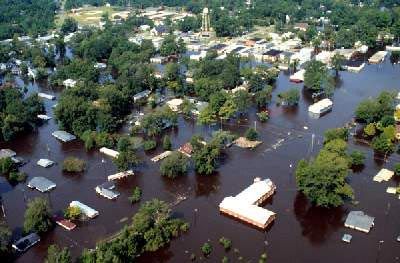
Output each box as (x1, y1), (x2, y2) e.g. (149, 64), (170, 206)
(1, 58), (400, 263)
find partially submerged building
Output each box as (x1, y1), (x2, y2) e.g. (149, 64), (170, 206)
(308, 98), (333, 118)
(52, 131), (76, 142)
(344, 211), (374, 233)
(99, 147), (119, 158)
(27, 177), (56, 193)
(12, 233), (40, 252)
(95, 182), (120, 200)
(289, 69), (305, 83)
(108, 170), (134, 181)
(0, 149), (16, 159)
(368, 51), (388, 64)
(373, 168), (394, 182)
(69, 201), (99, 219)
(38, 92), (56, 100)
(37, 159), (54, 168)
(219, 178), (276, 229)
(151, 151), (173, 162)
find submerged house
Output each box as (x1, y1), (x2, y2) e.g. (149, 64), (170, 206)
(95, 182), (120, 200)
(308, 98), (333, 118)
(219, 178), (276, 229)
(69, 201), (99, 219)
(27, 177), (56, 193)
(344, 211), (375, 233)
(52, 131), (76, 142)
(12, 233), (40, 252)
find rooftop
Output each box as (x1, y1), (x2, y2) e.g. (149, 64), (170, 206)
(27, 177), (56, 193)
(344, 211), (375, 233)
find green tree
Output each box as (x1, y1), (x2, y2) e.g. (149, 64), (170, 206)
(295, 139), (354, 207)
(219, 237), (232, 250)
(45, 244), (72, 263)
(371, 133), (395, 154)
(61, 17), (78, 34)
(245, 128), (258, 141)
(331, 53), (345, 75)
(129, 186), (142, 203)
(0, 221), (11, 256)
(198, 106), (217, 125)
(219, 98), (237, 120)
(233, 90), (251, 114)
(23, 197), (52, 234)
(160, 152), (188, 179)
(113, 150), (139, 172)
(193, 143), (220, 175)
(201, 242), (212, 257)
(350, 150), (365, 166)
(364, 123), (376, 137)
(62, 157), (86, 172)
(304, 60), (333, 95)
(163, 135), (172, 150)
(324, 127), (349, 143)
(277, 89), (300, 106)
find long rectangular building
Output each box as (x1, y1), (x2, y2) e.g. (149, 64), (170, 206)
(219, 178), (276, 229)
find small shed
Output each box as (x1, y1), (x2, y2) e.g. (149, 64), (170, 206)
(99, 147), (119, 158)
(108, 170), (134, 181)
(37, 159), (54, 168)
(342, 234), (352, 243)
(27, 177), (56, 192)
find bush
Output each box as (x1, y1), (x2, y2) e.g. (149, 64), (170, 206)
(257, 111), (269, 122)
(129, 187), (142, 203)
(350, 150), (365, 166)
(245, 128), (258, 141)
(371, 133), (395, 154)
(394, 163), (400, 176)
(143, 140), (157, 151)
(277, 88), (300, 106)
(363, 123), (376, 137)
(160, 152), (188, 179)
(0, 157), (15, 175)
(219, 237), (232, 250)
(62, 157), (86, 172)
(259, 252), (267, 263)
(222, 256), (229, 263)
(163, 135), (172, 150)
(8, 171), (27, 183)
(64, 206), (81, 220)
(201, 242), (212, 257)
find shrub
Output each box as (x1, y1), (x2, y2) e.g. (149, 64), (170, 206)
(350, 150), (365, 166)
(371, 133), (395, 154)
(201, 242), (212, 257)
(9, 171), (27, 182)
(394, 163), (400, 176)
(163, 135), (172, 150)
(259, 252), (267, 263)
(257, 111), (269, 122)
(64, 206), (81, 220)
(0, 157), (15, 175)
(62, 157), (86, 172)
(363, 123), (376, 137)
(219, 237), (232, 250)
(222, 256), (229, 263)
(129, 187), (142, 203)
(245, 128), (258, 141)
(143, 140), (157, 151)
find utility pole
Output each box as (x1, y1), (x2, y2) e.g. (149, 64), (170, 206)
(254, 121), (257, 131)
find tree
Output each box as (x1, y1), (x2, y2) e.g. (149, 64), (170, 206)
(371, 133), (395, 154)
(331, 53), (345, 75)
(355, 91), (395, 123)
(304, 60), (333, 95)
(113, 150), (139, 172)
(364, 123), (376, 137)
(295, 139), (354, 207)
(143, 140), (157, 151)
(23, 197), (52, 234)
(219, 237), (232, 250)
(245, 128), (259, 141)
(64, 206), (81, 220)
(193, 143), (220, 175)
(129, 187), (142, 203)
(219, 98), (237, 120)
(61, 17), (78, 34)
(233, 90), (251, 114)
(255, 87), (272, 107)
(350, 150), (365, 166)
(163, 135), (172, 150)
(45, 245), (72, 263)
(324, 127), (349, 143)
(62, 157), (86, 172)
(181, 99), (195, 117)
(277, 89), (300, 106)
(394, 163), (400, 176)
(160, 152), (188, 179)
(198, 106), (217, 125)
(0, 221), (11, 256)
(201, 242), (212, 257)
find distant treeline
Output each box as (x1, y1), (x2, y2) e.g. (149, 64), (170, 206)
(0, 0), (57, 40)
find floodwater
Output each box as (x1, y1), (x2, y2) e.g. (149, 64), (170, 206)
(1, 56), (400, 263)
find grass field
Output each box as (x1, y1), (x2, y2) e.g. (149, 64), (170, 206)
(55, 5), (130, 27)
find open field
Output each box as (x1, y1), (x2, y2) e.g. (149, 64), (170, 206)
(55, 5), (131, 27)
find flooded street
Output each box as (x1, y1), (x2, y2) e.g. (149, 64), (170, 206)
(2, 58), (400, 263)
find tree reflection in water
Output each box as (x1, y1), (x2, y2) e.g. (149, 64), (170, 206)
(293, 192), (345, 245)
